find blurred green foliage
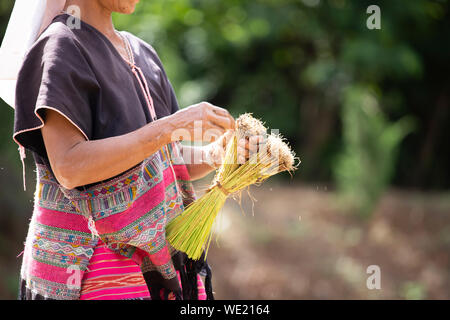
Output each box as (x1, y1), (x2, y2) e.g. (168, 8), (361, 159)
(113, 0), (450, 215)
(401, 281), (427, 300)
(1, 0), (449, 215)
(334, 85), (414, 217)
(111, 0), (449, 191)
(0, 0), (449, 300)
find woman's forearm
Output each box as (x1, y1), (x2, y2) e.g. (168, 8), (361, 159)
(43, 110), (174, 189)
(42, 102), (235, 189)
(181, 145), (216, 181)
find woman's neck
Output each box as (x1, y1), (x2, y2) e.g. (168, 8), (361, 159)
(64, 0), (116, 38)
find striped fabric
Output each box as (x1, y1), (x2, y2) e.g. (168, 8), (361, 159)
(80, 240), (150, 300)
(80, 240), (207, 300)
(19, 141), (202, 299)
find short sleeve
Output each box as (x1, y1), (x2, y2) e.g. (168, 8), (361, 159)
(13, 28), (98, 159)
(166, 79), (180, 114)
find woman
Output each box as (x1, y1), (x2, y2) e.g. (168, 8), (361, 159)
(13, 0), (261, 300)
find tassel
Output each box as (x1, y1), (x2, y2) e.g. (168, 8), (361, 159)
(87, 215), (100, 239)
(18, 145), (26, 191)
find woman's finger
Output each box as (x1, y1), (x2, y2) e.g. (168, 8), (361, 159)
(214, 147), (224, 166)
(237, 145), (249, 159)
(209, 104), (233, 118)
(207, 109), (235, 130)
(238, 155), (246, 164)
(237, 136), (266, 162)
(249, 135), (266, 153)
(238, 139), (254, 159)
(221, 130), (234, 149)
(238, 138), (248, 149)
(206, 104), (235, 126)
(204, 121), (226, 141)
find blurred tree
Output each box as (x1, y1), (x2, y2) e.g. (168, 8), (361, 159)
(0, 0), (449, 300)
(112, 0), (450, 191)
(333, 85), (414, 217)
(0, 0), (449, 209)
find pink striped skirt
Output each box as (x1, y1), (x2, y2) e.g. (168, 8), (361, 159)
(80, 240), (207, 300)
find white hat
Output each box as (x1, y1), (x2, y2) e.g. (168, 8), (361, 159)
(0, 0), (66, 108)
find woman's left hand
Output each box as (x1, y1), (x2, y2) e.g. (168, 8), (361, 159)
(203, 131), (233, 169)
(237, 135), (266, 165)
(204, 131), (266, 169)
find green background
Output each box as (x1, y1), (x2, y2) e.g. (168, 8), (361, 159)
(0, 0), (449, 299)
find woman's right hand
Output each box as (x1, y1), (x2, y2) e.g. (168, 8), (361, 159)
(168, 102), (235, 143)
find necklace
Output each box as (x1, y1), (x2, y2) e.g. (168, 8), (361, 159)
(116, 31), (134, 65)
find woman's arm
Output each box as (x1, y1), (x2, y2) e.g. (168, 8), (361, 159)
(181, 144), (216, 181)
(181, 132), (266, 181)
(41, 102), (234, 189)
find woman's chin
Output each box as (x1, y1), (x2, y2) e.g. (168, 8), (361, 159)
(119, 1), (139, 14)
(120, 5), (137, 14)
(126, 1), (139, 14)
(122, 8), (136, 14)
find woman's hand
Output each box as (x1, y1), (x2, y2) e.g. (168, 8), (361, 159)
(203, 131), (234, 169)
(168, 102), (235, 142)
(237, 135), (266, 165)
(203, 132), (266, 169)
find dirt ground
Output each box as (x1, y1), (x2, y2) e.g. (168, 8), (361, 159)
(202, 182), (450, 299)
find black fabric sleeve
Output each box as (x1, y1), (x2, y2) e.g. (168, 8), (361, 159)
(13, 29), (99, 159)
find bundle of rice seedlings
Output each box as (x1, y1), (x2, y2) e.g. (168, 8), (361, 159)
(166, 114), (298, 260)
